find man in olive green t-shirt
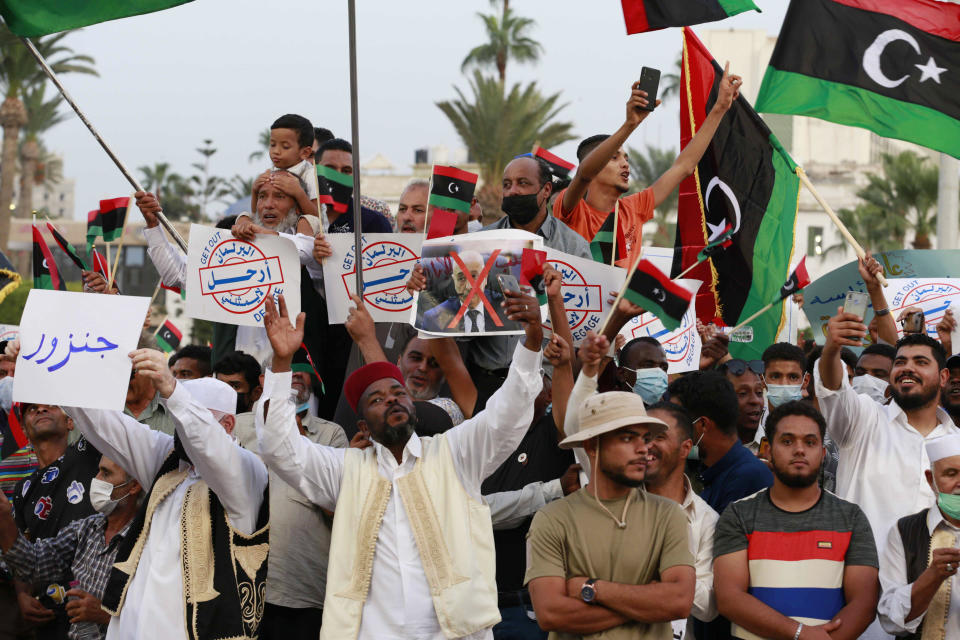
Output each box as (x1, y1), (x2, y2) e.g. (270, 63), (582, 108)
(526, 390), (695, 639)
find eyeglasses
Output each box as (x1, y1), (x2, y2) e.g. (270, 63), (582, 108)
(719, 359), (765, 376)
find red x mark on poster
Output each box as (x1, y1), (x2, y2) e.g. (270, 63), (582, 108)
(447, 249), (504, 329)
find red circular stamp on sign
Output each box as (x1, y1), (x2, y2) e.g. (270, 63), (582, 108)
(341, 240), (419, 313)
(198, 238), (284, 315)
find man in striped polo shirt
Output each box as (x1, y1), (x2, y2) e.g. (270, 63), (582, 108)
(714, 401), (879, 640)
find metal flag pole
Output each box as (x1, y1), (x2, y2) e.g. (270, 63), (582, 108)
(347, 0), (364, 296)
(17, 36), (188, 254)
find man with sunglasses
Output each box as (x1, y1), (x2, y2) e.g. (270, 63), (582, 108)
(720, 359), (767, 455)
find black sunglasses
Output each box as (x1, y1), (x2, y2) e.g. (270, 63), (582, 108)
(720, 359), (765, 376)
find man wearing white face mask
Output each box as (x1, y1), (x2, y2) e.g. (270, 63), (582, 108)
(852, 344), (895, 404)
(616, 337), (669, 405)
(762, 343), (808, 409)
(0, 455), (141, 640)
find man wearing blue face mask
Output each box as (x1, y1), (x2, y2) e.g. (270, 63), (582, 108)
(616, 337), (669, 406)
(761, 343), (809, 409)
(879, 434), (960, 639)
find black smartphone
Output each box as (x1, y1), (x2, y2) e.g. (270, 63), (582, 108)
(497, 274), (521, 295)
(636, 66), (661, 111)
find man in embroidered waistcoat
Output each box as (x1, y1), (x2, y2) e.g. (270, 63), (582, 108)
(53, 346), (269, 640)
(256, 292), (544, 640)
(879, 433), (960, 639)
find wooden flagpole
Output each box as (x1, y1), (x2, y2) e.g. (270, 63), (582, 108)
(610, 199), (620, 267)
(598, 248), (645, 336)
(797, 166), (887, 287)
(312, 160), (325, 237)
(730, 300), (777, 333)
(106, 195), (134, 292)
(674, 257), (704, 280)
(18, 37), (187, 254)
(347, 0), (364, 295)
(104, 243), (112, 282)
(422, 165), (436, 240)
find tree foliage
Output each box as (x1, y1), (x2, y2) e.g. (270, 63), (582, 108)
(461, 2), (542, 82)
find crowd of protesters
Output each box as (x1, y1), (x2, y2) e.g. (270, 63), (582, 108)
(2, 68), (959, 640)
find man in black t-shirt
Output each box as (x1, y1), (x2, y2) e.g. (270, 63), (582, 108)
(10, 403), (99, 639)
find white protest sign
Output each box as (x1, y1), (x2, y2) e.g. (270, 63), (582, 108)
(617, 281), (703, 374)
(884, 278), (960, 340)
(542, 250), (627, 345)
(185, 224), (300, 327)
(13, 290), (150, 411)
(322, 233), (423, 324)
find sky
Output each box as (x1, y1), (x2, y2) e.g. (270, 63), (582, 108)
(40, 0), (789, 222)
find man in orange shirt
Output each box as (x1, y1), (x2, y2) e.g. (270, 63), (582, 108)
(555, 64), (742, 268)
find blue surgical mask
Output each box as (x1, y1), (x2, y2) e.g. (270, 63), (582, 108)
(766, 384), (803, 407)
(632, 368), (668, 405)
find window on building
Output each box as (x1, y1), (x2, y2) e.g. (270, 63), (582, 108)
(59, 193), (64, 202)
(125, 246), (145, 267)
(807, 226), (824, 257)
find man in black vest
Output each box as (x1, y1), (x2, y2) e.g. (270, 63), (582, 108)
(879, 434), (960, 639)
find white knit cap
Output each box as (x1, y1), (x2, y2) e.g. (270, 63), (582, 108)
(927, 434), (960, 463)
(180, 378), (237, 416)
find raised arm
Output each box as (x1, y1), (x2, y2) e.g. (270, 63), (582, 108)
(344, 294), (390, 363)
(651, 63), (740, 209)
(136, 191), (186, 289)
(445, 291), (543, 493)
(256, 296), (345, 511)
(859, 253), (896, 346)
(560, 82), (657, 215)
(544, 265), (574, 435)
(428, 336), (477, 420)
(130, 348), (268, 535)
(819, 307), (866, 391)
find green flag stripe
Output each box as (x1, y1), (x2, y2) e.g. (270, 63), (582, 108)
(156, 336), (175, 353)
(103, 229), (123, 243)
(729, 132), (800, 359)
(718, 0), (760, 17)
(622, 290), (682, 331)
(317, 165), (353, 187)
(756, 68), (960, 159)
(0, 0), (195, 37)
(428, 194), (471, 213)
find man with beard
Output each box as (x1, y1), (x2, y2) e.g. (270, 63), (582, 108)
(817, 313), (958, 552)
(422, 250), (512, 334)
(644, 402), (719, 640)
(714, 401), (879, 640)
(555, 66), (740, 269)
(878, 434), (960, 638)
(256, 288), (544, 639)
(942, 355), (960, 427)
(525, 391), (695, 639)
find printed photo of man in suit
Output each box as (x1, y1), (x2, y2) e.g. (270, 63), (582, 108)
(421, 250), (517, 333)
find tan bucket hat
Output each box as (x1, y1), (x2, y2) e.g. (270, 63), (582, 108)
(559, 391), (668, 449)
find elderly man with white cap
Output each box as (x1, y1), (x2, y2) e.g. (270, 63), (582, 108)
(879, 433), (960, 639)
(48, 346), (269, 640)
(525, 385), (695, 639)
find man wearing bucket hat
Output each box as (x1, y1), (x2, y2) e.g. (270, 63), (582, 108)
(525, 389), (695, 638)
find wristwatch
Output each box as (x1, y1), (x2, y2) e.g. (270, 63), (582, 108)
(580, 578), (598, 604)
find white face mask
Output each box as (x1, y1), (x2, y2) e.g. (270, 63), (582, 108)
(89, 477), (130, 516)
(851, 374), (888, 403)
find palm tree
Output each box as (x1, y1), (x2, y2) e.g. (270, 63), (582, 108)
(437, 71), (574, 221)
(16, 84), (66, 217)
(139, 162), (179, 199)
(660, 55), (682, 102)
(461, 3), (543, 82)
(248, 128), (270, 164)
(191, 139), (226, 218)
(628, 144), (678, 246)
(221, 174), (254, 204)
(0, 27), (97, 249)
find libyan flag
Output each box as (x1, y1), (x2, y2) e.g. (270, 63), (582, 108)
(671, 27), (801, 359)
(621, 0), (759, 34)
(590, 209), (628, 266)
(755, 0), (960, 159)
(316, 165), (353, 214)
(0, 0), (194, 37)
(156, 319), (182, 354)
(429, 165), (477, 214)
(32, 225), (66, 291)
(624, 260), (693, 331)
(87, 197), (129, 251)
(0, 248), (21, 305)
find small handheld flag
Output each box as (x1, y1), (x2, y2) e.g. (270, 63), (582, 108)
(91, 248), (110, 280)
(46, 222), (88, 271)
(533, 146), (575, 181)
(0, 248), (21, 305)
(623, 259), (693, 331)
(32, 225), (65, 291)
(621, 0), (759, 34)
(778, 257), (810, 300)
(520, 248), (548, 305)
(316, 165), (353, 214)
(425, 208), (458, 240)
(0, 406), (29, 460)
(155, 319), (183, 354)
(696, 223), (735, 262)
(87, 198), (129, 251)
(295, 342), (325, 395)
(590, 209), (627, 266)
(429, 166), (478, 214)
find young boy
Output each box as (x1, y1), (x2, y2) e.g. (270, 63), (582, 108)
(249, 114), (319, 219)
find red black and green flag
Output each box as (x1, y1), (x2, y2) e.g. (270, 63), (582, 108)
(520, 248), (548, 305)
(155, 319), (182, 354)
(32, 225), (65, 291)
(621, 0), (759, 34)
(590, 209), (627, 265)
(428, 165), (477, 214)
(696, 222), (735, 262)
(778, 257), (811, 300)
(533, 146), (575, 181)
(624, 260), (693, 331)
(46, 222), (88, 271)
(87, 198), (129, 251)
(671, 27), (800, 358)
(91, 248), (110, 281)
(294, 342), (324, 394)
(161, 281), (184, 297)
(0, 405), (29, 460)
(0, 0), (194, 37)
(0, 248), (21, 305)
(755, 0), (960, 159)
(425, 208), (458, 239)
(316, 165), (353, 214)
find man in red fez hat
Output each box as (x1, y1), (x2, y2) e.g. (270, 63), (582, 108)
(255, 290), (544, 640)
